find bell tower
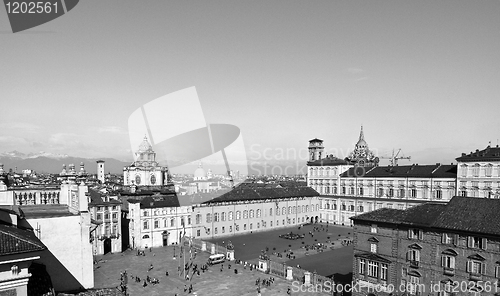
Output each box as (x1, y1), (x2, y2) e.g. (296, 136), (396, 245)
(308, 138), (324, 162)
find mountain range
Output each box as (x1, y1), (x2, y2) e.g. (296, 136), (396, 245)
(0, 151), (131, 174)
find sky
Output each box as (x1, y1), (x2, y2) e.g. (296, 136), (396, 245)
(1, 0), (500, 174)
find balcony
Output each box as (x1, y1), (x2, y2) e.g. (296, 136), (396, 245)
(443, 267), (455, 276)
(408, 260), (420, 268)
(469, 273), (482, 281)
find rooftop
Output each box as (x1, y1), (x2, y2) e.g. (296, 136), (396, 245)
(456, 145), (500, 162)
(341, 164), (456, 178)
(351, 196), (500, 236)
(128, 193), (180, 209)
(0, 224), (45, 256)
(203, 186), (319, 204)
(308, 155), (350, 167)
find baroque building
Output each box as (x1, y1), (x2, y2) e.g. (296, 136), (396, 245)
(456, 144), (500, 198)
(351, 196), (500, 296)
(308, 128), (457, 226)
(123, 136), (169, 187)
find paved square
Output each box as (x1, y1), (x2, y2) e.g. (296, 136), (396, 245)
(94, 245), (335, 295)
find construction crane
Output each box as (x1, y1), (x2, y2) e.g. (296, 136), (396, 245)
(380, 149), (411, 166)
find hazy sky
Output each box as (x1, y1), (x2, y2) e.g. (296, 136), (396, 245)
(1, 0), (499, 169)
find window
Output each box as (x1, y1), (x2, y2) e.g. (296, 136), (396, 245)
(367, 261), (379, 278)
(436, 190), (442, 199)
(188, 217), (191, 225)
(236, 211), (241, 220)
(408, 228), (423, 240)
(441, 255), (455, 269)
(214, 227), (218, 234)
(197, 230), (200, 237)
(96, 213), (102, 220)
(371, 224), (377, 233)
(399, 189), (405, 198)
(196, 214), (201, 224)
(442, 233), (458, 245)
(228, 211), (233, 221)
(407, 249), (420, 267)
(229, 226), (232, 232)
(370, 243), (377, 253)
(104, 213), (109, 220)
(411, 189), (417, 198)
(143, 221), (149, 230)
(214, 213), (219, 222)
(112, 213), (117, 219)
(257, 209), (262, 217)
(222, 226), (225, 233)
(206, 213), (212, 223)
(495, 265), (500, 278)
(249, 210), (254, 218)
(154, 220), (159, 229)
(359, 259), (366, 274)
(282, 207), (286, 215)
(269, 208), (272, 216)
(381, 264), (388, 281)
(221, 212), (226, 221)
(467, 236), (487, 250)
(243, 210), (248, 219)
(170, 218), (175, 227)
(243, 224), (247, 230)
(378, 188), (384, 197)
(466, 260), (485, 275)
(408, 275), (421, 295)
(388, 188), (394, 197)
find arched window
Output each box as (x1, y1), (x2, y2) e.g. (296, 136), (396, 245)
(316, 204), (320, 211)
(206, 213), (212, 223)
(282, 207), (286, 215)
(163, 219), (167, 227)
(288, 206), (292, 214)
(236, 211), (241, 220)
(243, 210), (248, 219)
(269, 208), (273, 216)
(256, 209), (261, 218)
(249, 210), (254, 218)
(154, 220), (159, 229)
(214, 213), (219, 222)
(228, 211), (233, 221)
(143, 221), (149, 230)
(221, 212), (226, 221)
(170, 218), (175, 227)
(196, 214), (201, 224)
(142, 235), (149, 239)
(305, 205), (309, 212)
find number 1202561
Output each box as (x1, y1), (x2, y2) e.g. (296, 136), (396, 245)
(5, 2), (58, 14)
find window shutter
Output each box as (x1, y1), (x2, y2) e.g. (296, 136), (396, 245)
(466, 261), (471, 273)
(418, 230), (423, 240)
(482, 238), (487, 250)
(441, 233), (446, 244)
(453, 234), (459, 246)
(408, 229), (411, 239)
(416, 250), (420, 261)
(406, 251), (409, 261)
(481, 263), (486, 275)
(441, 256), (445, 267)
(467, 237), (473, 248)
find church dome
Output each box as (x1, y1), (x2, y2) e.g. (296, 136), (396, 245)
(137, 135), (153, 152)
(194, 163), (206, 180)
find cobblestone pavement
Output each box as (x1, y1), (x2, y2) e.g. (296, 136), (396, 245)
(94, 246), (335, 296)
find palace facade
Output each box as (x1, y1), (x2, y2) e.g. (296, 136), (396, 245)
(308, 128), (458, 226)
(351, 196), (500, 296)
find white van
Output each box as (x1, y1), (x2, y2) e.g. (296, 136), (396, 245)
(208, 254), (225, 265)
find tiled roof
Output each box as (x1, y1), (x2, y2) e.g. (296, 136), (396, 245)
(309, 138), (323, 142)
(0, 224), (45, 256)
(341, 164), (456, 178)
(432, 197), (500, 236)
(308, 156), (350, 167)
(352, 196), (500, 236)
(87, 189), (121, 205)
(128, 193), (180, 209)
(456, 145), (500, 162)
(351, 203), (446, 227)
(203, 187), (319, 204)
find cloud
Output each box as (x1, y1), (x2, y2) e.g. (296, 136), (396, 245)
(353, 76), (369, 82)
(0, 122), (42, 133)
(347, 68), (365, 74)
(97, 126), (126, 134)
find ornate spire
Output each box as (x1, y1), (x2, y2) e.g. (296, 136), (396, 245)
(356, 125), (367, 147)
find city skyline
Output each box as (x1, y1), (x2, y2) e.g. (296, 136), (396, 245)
(1, 1), (499, 169)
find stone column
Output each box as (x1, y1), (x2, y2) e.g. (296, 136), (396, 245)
(304, 271), (311, 285)
(286, 266), (293, 280)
